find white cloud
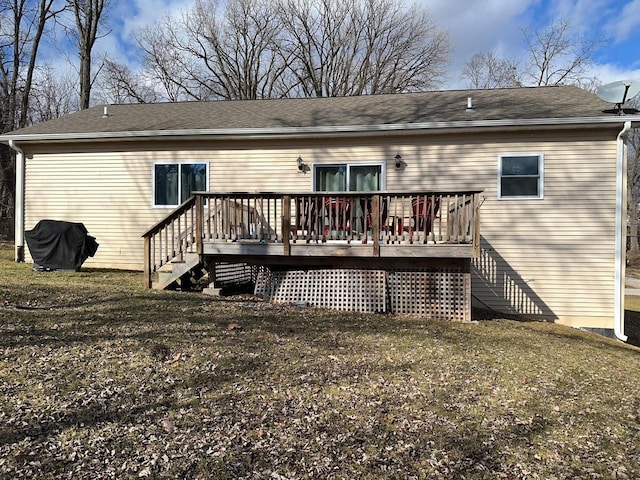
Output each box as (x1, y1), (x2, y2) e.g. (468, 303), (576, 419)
(419, 0), (640, 89)
(99, 0), (196, 66)
(424, 0), (534, 56)
(589, 63), (640, 86)
(605, 0), (640, 43)
(419, 0), (538, 88)
(113, 0), (195, 40)
(542, 0), (611, 30)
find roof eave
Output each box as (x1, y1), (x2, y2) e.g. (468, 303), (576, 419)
(1, 116), (638, 144)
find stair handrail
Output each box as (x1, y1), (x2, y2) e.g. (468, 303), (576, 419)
(142, 196), (197, 288)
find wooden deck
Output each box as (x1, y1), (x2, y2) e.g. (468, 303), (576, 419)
(142, 191), (482, 288)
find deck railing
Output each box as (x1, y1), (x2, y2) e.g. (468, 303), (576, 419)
(142, 191), (482, 287)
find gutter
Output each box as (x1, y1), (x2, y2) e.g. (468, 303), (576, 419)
(615, 121), (632, 342)
(0, 116), (637, 145)
(8, 140), (25, 263)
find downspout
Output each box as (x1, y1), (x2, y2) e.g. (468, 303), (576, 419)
(615, 121), (632, 342)
(8, 140), (25, 263)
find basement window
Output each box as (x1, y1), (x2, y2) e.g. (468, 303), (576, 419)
(153, 162), (208, 207)
(498, 154), (543, 199)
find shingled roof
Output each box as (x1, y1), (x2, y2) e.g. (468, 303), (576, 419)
(2, 85), (635, 140)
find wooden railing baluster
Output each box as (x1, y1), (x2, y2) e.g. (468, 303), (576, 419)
(142, 191), (482, 288)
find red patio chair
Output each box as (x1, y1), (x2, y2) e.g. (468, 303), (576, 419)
(411, 195), (440, 234)
(359, 196), (393, 233)
(324, 197), (351, 235)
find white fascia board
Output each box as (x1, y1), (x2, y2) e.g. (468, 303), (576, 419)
(1, 115), (639, 144)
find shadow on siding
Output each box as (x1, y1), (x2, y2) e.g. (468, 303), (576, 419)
(472, 238), (556, 320)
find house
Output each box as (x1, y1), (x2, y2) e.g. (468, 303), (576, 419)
(2, 86), (639, 338)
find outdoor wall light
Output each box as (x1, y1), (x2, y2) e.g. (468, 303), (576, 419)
(296, 156), (306, 172)
(394, 153), (403, 169)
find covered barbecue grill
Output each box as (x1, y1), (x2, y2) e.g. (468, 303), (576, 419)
(25, 220), (98, 271)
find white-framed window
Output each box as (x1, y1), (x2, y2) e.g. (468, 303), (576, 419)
(313, 163), (385, 192)
(498, 153), (543, 199)
(153, 162), (208, 207)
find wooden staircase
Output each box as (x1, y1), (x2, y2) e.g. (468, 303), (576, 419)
(142, 195), (258, 289)
(154, 252), (207, 290)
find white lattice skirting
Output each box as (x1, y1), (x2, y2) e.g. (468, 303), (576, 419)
(255, 267), (470, 321)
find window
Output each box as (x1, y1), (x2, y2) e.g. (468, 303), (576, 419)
(314, 163), (384, 192)
(498, 154), (543, 199)
(153, 163), (207, 206)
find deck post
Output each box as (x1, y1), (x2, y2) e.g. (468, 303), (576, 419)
(473, 193), (481, 257)
(372, 195), (380, 257)
(195, 194), (204, 255)
(464, 259), (472, 322)
(206, 256), (216, 287)
(283, 196), (291, 256)
(143, 235), (152, 288)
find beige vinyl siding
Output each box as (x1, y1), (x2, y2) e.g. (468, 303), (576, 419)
(25, 151), (156, 270)
(22, 128), (619, 327)
(460, 133), (616, 324)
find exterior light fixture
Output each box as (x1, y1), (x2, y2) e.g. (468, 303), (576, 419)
(394, 153), (403, 169)
(297, 156), (305, 172)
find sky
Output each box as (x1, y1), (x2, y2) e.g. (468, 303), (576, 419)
(91, 0), (640, 92)
(423, 0), (640, 88)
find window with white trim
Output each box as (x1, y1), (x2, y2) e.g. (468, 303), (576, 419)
(498, 154), (543, 199)
(313, 163), (385, 192)
(153, 162), (208, 207)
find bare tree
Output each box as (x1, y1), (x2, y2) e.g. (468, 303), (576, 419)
(188, 0), (288, 99)
(462, 51), (520, 89)
(130, 0), (450, 102)
(94, 59), (159, 104)
(133, 0), (287, 101)
(134, 17), (194, 102)
(0, 0), (64, 130)
(67, 0), (109, 109)
(277, 0), (450, 97)
(522, 19), (606, 87)
(28, 65), (77, 122)
(463, 18), (606, 89)
(0, 0), (65, 237)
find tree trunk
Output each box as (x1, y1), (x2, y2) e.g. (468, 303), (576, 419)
(71, 0), (106, 109)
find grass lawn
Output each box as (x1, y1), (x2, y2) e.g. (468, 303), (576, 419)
(2, 245), (640, 479)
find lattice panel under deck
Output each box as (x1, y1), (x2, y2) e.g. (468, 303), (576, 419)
(255, 267), (471, 321)
(387, 269), (470, 321)
(255, 269), (387, 313)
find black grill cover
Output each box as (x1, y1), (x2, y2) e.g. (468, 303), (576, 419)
(25, 220), (98, 271)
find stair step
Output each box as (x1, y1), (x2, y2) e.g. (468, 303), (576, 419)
(153, 253), (204, 290)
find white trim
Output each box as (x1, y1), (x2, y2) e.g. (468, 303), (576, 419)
(615, 121), (632, 342)
(8, 140), (25, 262)
(152, 160), (210, 208)
(497, 153), (544, 200)
(2, 116), (639, 144)
(312, 161), (386, 192)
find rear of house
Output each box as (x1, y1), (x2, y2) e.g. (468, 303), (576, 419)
(2, 86), (638, 335)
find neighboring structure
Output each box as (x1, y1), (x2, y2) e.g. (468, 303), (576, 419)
(1, 86), (639, 337)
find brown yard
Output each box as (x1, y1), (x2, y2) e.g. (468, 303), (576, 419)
(1, 244), (640, 479)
